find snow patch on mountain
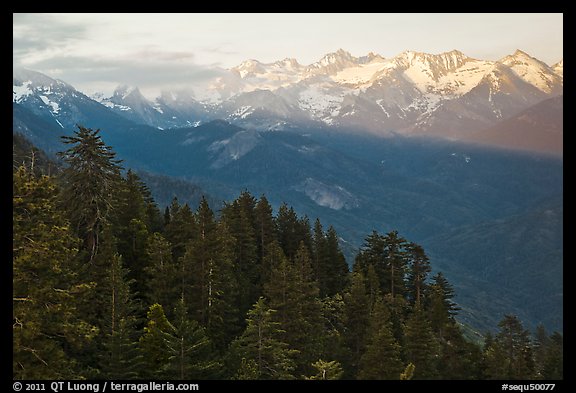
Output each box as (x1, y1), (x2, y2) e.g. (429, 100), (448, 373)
(39, 95), (60, 114)
(294, 178), (359, 210)
(13, 81), (33, 102)
(500, 50), (560, 93)
(332, 60), (387, 86)
(208, 130), (261, 168)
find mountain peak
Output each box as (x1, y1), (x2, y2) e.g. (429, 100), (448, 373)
(512, 49), (531, 58)
(113, 85), (142, 100)
(317, 49), (355, 66)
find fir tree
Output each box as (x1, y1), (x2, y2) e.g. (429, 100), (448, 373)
(403, 304), (439, 379)
(541, 332), (563, 379)
(221, 193), (260, 319)
(163, 298), (219, 379)
(406, 242), (431, 306)
(342, 272), (370, 378)
(264, 242), (324, 375)
(139, 304), (173, 379)
(144, 233), (179, 314)
(57, 126), (123, 261)
(13, 166), (96, 379)
(357, 298), (404, 379)
(484, 315), (535, 380)
(99, 253), (142, 379)
(230, 297), (297, 380)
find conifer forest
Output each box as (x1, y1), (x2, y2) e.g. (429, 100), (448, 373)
(13, 126), (563, 380)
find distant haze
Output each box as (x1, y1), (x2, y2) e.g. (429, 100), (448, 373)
(13, 13), (563, 98)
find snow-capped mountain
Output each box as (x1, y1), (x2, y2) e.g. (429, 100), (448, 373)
(13, 68), (138, 133)
(13, 48), (563, 147)
(214, 49), (562, 138)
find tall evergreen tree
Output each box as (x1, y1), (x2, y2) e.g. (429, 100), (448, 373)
(357, 298), (404, 380)
(139, 304), (173, 379)
(113, 170), (153, 295)
(342, 272), (370, 378)
(230, 297), (297, 380)
(181, 197), (241, 350)
(254, 195), (277, 274)
(406, 242), (431, 306)
(324, 226), (349, 296)
(484, 315), (535, 380)
(264, 242), (324, 375)
(540, 332), (563, 379)
(13, 166), (96, 379)
(276, 203), (302, 260)
(144, 233), (179, 314)
(163, 298), (219, 380)
(163, 198), (196, 264)
(57, 126), (123, 261)
(382, 231), (409, 298)
(221, 193), (260, 318)
(99, 253), (142, 379)
(403, 304), (439, 380)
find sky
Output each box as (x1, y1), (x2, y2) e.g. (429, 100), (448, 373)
(13, 13), (563, 98)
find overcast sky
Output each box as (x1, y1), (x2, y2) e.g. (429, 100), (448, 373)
(13, 13), (563, 98)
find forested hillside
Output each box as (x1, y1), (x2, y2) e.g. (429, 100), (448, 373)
(12, 127), (563, 380)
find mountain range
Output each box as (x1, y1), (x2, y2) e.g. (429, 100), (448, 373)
(12, 48), (563, 334)
(14, 48), (563, 155)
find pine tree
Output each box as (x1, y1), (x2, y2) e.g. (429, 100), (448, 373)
(113, 170), (152, 295)
(144, 233), (179, 313)
(264, 242), (324, 375)
(357, 298), (403, 379)
(276, 203), (301, 260)
(163, 198), (196, 264)
(541, 332), (563, 379)
(353, 230), (409, 298)
(254, 195), (276, 257)
(403, 304), (439, 379)
(230, 297), (297, 380)
(139, 304), (173, 379)
(57, 126), (123, 261)
(99, 253), (142, 379)
(382, 231), (409, 298)
(484, 315), (535, 380)
(13, 166), (96, 379)
(324, 226), (349, 296)
(163, 298), (219, 380)
(342, 272), (370, 378)
(181, 197), (241, 350)
(221, 193), (260, 319)
(406, 242), (431, 306)
(318, 293), (347, 368)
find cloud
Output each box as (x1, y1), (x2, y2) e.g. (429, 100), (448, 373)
(13, 14), (88, 60)
(13, 13), (229, 97)
(21, 51), (228, 97)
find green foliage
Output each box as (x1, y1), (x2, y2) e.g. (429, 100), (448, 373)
(13, 166), (96, 379)
(400, 363), (415, 380)
(342, 272), (370, 377)
(98, 253), (142, 379)
(230, 297), (298, 380)
(163, 299), (220, 379)
(13, 131), (561, 381)
(139, 304), (173, 379)
(484, 315), (535, 379)
(305, 359), (344, 380)
(403, 304), (439, 379)
(144, 233), (179, 313)
(57, 125), (123, 261)
(357, 298), (404, 379)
